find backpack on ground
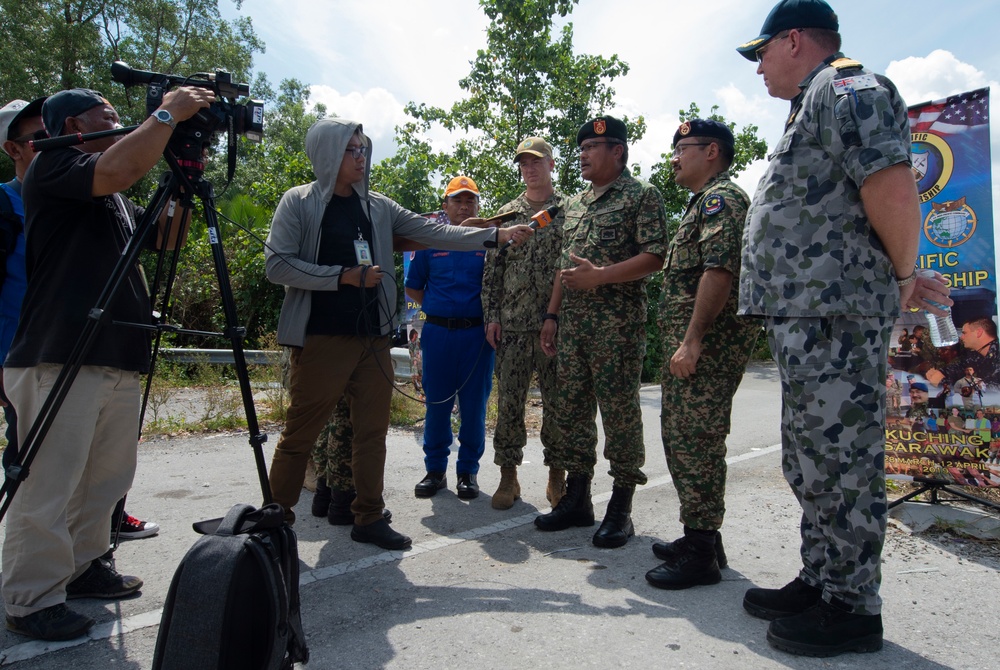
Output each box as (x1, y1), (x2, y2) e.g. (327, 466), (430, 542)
(151, 503), (309, 669)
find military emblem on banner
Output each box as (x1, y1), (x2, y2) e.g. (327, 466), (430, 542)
(594, 119), (606, 135)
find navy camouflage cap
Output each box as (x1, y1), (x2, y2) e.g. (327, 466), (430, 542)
(736, 0), (839, 61)
(672, 119), (734, 152)
(576, 115), (627, 146)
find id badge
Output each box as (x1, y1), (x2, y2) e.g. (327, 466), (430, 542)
(354, 239), (373, 265)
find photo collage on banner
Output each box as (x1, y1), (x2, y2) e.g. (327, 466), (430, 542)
(886, 87), (1000, 488)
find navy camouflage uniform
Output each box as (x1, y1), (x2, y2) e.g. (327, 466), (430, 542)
(554, 169), (668, 486)
(660, 172), (759, 530)
(740, 54), (912, 615)
(482, 192), (565, 468)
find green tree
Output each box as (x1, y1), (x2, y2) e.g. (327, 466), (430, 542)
(642, 103), (769, 381)
(372, 0), (640, 213)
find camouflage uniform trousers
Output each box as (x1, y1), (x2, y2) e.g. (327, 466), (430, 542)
(660, 365), (751, 532)
(493, 330), (561, 467)
(766, 314), (891, 616)
(553, 310), (647, 486)
(313, 398), (355, 491)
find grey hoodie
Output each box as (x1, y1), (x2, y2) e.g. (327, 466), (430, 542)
(265, 118), (499, 347)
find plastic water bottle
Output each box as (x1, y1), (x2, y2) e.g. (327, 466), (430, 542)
(917, 269), (959, 348)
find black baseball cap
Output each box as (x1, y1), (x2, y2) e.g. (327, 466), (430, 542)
(736, 0), (839, 61)
(42, 88), (109, 137)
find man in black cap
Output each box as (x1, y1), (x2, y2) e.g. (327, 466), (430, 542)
(534, 115), (668, 549)
(735, 0), (949, 658)
(645, 120), (760, 590)
(2, 85), (213, 641)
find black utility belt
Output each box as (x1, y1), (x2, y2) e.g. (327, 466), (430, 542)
(424, 315), (484, 330)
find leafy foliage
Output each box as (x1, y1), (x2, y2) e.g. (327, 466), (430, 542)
(371, 0), (641, 213)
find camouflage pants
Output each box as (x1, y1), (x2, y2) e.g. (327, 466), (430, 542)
(552, 312), (647, 487)
(766, 315), (891, 615)
(313, 399), (355, 491)
(660, 368), (749, 531)
(493, 330), (561, 467)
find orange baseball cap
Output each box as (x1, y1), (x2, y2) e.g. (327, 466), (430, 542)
(444, 175), (479, 198)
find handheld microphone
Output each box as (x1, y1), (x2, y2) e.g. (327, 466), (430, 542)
(498, 205), (560, 254)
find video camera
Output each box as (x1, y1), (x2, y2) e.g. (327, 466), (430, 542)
(111, 61), (263, 179)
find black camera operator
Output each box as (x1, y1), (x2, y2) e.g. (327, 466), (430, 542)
(2, 85), (212, 642)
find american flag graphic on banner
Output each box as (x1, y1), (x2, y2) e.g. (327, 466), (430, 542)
(909, 87), (989, 134)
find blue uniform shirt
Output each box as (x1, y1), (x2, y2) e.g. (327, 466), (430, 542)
(405, 212), (487, 318)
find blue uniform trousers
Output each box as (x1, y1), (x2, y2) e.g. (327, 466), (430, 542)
(421, 322), (495, 475)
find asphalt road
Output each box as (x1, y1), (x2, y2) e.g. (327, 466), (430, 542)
(0, 363), (996, 669)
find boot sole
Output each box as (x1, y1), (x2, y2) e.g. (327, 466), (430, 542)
(645, 569), (722, 590)
(766, 630), (883, 657)
(534, 516), (596, 532)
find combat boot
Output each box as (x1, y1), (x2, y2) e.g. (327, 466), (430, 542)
(328, 490), (393, 526)
(491, 466), (521, 510)
(546, 468), (566, 507)
(592, 485), (635, 548)
(645, 527), (721, 589)
(311, 477), (331, 517)
(534, 474), (594, 531)
(652, 526), (728, 569)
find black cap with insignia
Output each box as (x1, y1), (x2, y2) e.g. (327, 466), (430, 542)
(673, 119), (735, 152)
(736, 0), (839, 62)
(576, 115), (627, 146)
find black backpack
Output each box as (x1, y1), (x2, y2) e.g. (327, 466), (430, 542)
(0, 186), (23, 295)
(151, 503), (309, 669)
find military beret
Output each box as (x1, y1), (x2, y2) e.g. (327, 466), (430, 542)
(910, 382), (928, 393)
(673, 119), (735, 151)
(736, 0), (839, 61)
(576, 115), (627, 146)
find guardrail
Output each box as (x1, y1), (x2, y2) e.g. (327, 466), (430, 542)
(160, 348), (413, 378)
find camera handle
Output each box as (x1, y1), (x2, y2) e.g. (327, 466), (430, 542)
(0, 151), (272, 524)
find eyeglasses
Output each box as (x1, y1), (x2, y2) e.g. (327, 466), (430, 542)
(672, 142), (711, 157)
(755, 30), (798, 63)
(345, 144), (368, 159)
(579, 140), (620, 154)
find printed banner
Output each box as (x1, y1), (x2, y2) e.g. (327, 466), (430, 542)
(886, 87), (1000, 487)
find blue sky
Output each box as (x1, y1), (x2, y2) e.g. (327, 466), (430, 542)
(225, 0), (1000, 217)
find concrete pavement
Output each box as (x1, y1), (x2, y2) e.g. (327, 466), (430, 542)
(0, 364), (996, 668)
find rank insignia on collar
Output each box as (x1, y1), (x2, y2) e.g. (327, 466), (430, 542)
(678, 121), (691, 136)
(703, 194), (725, 216)
(594, 119), (607, 135)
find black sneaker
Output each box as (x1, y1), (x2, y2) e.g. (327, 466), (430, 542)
(744, 577), (822, 620)
(767, 598), (883, 657)
(66, 559), (143, 599)
(6, 604), (94, 641)
(115, 513), (159, 540)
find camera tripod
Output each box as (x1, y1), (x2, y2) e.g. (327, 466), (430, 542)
(0, 145), (271, 523)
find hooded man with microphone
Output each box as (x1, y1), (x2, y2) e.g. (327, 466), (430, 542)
(534, 116), (668, 549)
(481, 137), (566, 510)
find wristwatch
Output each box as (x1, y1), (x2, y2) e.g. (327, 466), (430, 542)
(152, 109), (176, 130)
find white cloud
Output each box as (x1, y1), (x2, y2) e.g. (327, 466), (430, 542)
(308, 85), (409, 161)
(886, 50), (993, 104)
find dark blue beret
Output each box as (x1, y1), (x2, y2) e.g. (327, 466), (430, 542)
(673, 119), (735, 151)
